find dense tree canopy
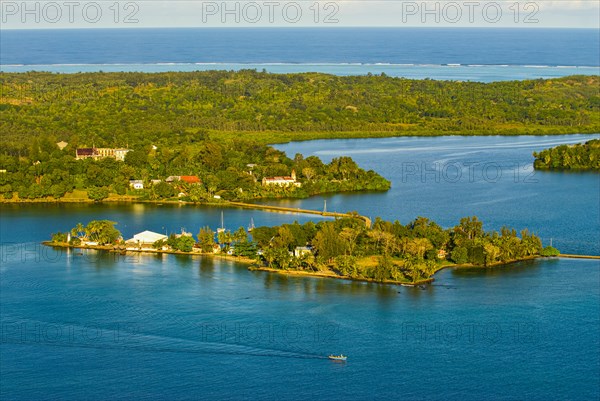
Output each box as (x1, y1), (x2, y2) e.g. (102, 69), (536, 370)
(0, 134), (390, 201)
(51, 215), (553, 284)
(533, 139), (600, 170)
(2, 71), (596, 201)
(252, 215), (549, 283)
(1, 72), (598, 154)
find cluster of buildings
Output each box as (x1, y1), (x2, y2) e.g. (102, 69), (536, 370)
(123, 229), (313, 258)
(73, 145), (301, 192)
(128, 175), (202, 190)
(75, 147), (131, 162)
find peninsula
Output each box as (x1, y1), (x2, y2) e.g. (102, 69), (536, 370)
(47, 215), (560, 286)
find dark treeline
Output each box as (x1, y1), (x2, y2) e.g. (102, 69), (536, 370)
(533, 139), (600, 170)
(1, 72), (598, 153)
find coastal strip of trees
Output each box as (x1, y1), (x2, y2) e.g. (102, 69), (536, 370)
(50, 216), (560, 285)
(533, 139), (600, 170)
(0, 134), (390, 201)
(1, 72), (598, 153)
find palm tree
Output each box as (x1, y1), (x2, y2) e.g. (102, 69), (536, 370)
(71, 222), (85, 239)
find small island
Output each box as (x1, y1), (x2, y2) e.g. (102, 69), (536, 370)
(533, 139), (600, 170)
(47, 215), (560, 286)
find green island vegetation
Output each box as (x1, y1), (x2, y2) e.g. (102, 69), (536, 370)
(533, 139), (600, 170)
(50, 216), (559, 285)
(1, 72), (598, 147)
(2, 71), (598, 201)
(0, 132), (389, 201)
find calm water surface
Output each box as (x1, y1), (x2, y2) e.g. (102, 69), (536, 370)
(1, 135), (599, 400)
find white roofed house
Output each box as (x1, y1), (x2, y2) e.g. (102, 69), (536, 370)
(125, 230), (168, 249)
(129, 180), (144, 190)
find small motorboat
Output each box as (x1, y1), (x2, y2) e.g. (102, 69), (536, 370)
(328, 354), (347, 361)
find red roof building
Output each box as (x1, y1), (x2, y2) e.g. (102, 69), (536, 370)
(179, 176), (202, 184)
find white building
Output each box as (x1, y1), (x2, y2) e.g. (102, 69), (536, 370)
(262, 170), (301, 187)
(129, 180), (144, 190)
(125, 230), (168, 248)
(294, 246), (313, 258)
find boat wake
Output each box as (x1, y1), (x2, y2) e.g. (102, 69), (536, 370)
(0, 317), (328, 360)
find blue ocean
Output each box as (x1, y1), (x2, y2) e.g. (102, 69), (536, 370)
(1, 28), (599, 81)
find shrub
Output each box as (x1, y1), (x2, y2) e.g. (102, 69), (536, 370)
(540, 246), (560, 257)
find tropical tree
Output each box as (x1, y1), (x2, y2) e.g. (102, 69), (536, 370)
(87, 186), (110, 202)
(172, 235), (196, 252)
(312, 222), (346, 262)
(51, 232), (68, 243)
(233, 226), (249, 243)
(84, 220), (121, 245)
(217, 230), (233, 246)
(197, 226), (216, 252)
(71, 222), (86, 239)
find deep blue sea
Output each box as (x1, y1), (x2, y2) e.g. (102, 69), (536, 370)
(1, 28), (599, 81)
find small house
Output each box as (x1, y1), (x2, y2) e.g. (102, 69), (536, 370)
(129, 180), (144, 190)
(294, 246), (313, 258)
(165, 176), (202, 184)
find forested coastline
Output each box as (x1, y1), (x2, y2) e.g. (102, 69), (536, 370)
(49, 216), (559, 285)
(533, 139), (600, 170)
(2, 71), (598, 201)
(2, 72), (598, 151)
(0, 135), (389, 201)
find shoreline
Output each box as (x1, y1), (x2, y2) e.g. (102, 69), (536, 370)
(42, 242), (581, 287)
(558, 254), (600, 260)
(42, 242), (256, 265)
(43, 241), (431, 286)
(247, 266), (434, 287)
